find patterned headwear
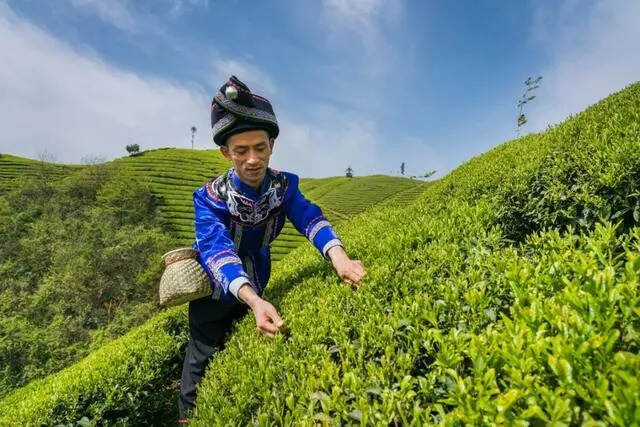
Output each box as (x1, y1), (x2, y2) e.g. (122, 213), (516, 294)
(211, 75), (279, 146)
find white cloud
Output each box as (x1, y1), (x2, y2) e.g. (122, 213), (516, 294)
(65, 0), (210, 38)
(272, 112), (378, 177)
(321, 0), (402, 78)
(272, 107), (443, 178)
(323, 0), (388, 26)
(0, 3), (210, 163)
(166, 0), (210, 18)
(0, 2), (436, 178)
(209, 58), (401, 177)
(525, 0), (640, 132)
(67, 0), (138, 33)
(208, 57), (442, 178)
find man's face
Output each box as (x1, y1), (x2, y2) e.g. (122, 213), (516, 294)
(221, 129), (275, 188)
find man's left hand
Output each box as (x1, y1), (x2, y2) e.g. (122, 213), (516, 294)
(327, 246), (366, 288)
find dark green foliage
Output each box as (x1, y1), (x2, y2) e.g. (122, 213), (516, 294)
(0, 164), (175, 397)
(187, 82), (640, 424)
(0, 306), (188, 425)
(346, 166), (353, 178)
(497, 88), (640, 241)
(2, 82), (638, 425)
(125, 144), (140, 155)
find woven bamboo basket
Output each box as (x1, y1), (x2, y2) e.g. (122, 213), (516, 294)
(159, 248), (211, 307)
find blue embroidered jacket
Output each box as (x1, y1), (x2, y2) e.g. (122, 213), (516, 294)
(192, 167), (343, 303)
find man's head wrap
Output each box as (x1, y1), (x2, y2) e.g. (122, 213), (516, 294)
(211, 75), (279, 146)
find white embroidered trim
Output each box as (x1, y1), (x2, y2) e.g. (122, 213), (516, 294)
(226, 185), (283, 224)
(212, 256), (242, 271)
(212, 113), (236, 134)
(322, 239), (343, 259)
(229, 277), (251, 300)
(243, 257), (260, 293)
(308, 220), (331, 241)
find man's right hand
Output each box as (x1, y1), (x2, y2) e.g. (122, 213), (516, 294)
(237, 283), (287, 338)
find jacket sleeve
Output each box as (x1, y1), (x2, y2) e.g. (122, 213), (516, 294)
(283, 173), (343, 259)
(192, 187), (250, 301)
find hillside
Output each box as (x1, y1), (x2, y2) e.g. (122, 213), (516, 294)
(110, 148), (230, 245)
(0, 149), (427, 405)
(0, 153), (82, 195)
(0, 164), (174, 398)
(276, 175), (428, 261)
(190, 83), (640, 425)
(112, 149), (427, 260)
(2, 82), (637, 424)
(1, 147), (427, 262)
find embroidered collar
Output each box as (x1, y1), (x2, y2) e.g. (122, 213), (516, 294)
(206, 167), (288, 226)
(231, 168), (270, 201)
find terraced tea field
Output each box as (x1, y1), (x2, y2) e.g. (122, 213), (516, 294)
(110, 148), (231, 245)
(3, 81), (638, 426)
(1, 148), (428, 262)
(273, 175), (428, 260)
(0, 153), (81, 195)
(109, 149), (428, 261)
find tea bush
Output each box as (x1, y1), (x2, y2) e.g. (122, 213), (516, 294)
(189, 82), (639, 425)
(496, 91), (640, 241)
(0, 306), (188, 425)
(194, 220), (639, 425)
(1, 82), (638, 425)
(0, 153), (80, 196)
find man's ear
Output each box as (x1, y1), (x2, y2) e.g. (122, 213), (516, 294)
(269, 138), (275, 152)
(220, 144), (231, 160)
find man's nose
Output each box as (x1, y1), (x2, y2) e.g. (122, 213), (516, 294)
(246, 149), (260, 164)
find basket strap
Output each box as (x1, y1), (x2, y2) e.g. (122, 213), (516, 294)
(163, 249), (198, 267)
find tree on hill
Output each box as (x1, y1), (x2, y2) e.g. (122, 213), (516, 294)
(126, 143), (140, 156)
(516, 75), (542, 137)
(401, 162), (405, 176)
(345, 166), (353, 178)
(36, 149), (57, 184)
(191, 126), (197, 149)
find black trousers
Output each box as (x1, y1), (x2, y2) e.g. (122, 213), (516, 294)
(178, 296), (249, 419)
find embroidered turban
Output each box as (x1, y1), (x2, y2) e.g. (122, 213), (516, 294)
(211, 75), (279, 146)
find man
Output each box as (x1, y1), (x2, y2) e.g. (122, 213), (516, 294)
(178, 76), (367, 422)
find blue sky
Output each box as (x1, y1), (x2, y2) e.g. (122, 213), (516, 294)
(1, 0), (638, 177)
